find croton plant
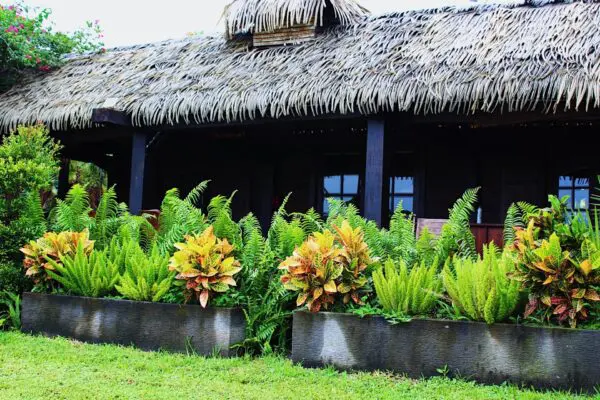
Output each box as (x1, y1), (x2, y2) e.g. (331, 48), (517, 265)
(510, 196), (600, 327)
(279, 220), (375, 312)
(20, 230), (94, 289)
(169, 226), (242, 307)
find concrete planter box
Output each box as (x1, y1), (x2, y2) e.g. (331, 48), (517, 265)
(21, 292), (245, 356)
(292, 311), (600, 392)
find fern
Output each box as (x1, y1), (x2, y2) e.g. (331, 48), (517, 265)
(155, 184), (209, 254)
(90, 187), (122, 249)
(207, 192), (242, 250)
(51, 184), (92, 232)
(373, 258), (441, 316)
(113, 241), (174, 302)
(441, 244), (521, 324)
(436, 188), (479, 262)
(46, 241), (119, 297)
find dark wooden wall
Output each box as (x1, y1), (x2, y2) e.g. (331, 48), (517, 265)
(58, 120), (600, 229)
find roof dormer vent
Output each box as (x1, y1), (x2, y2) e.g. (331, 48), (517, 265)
(224, 0), (369, 47)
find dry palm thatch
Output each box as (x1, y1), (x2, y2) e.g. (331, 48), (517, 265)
(223, 0), (370, 37)
(1, 0), (600, 132)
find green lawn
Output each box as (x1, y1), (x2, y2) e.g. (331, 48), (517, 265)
(0, 332), (592, 400)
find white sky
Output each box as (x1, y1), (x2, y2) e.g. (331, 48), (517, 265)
(25, 0), (518, 47)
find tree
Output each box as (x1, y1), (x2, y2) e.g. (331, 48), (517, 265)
(0, 2), (103, 90)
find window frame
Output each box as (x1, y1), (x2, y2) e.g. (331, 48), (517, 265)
(388, 175), (415, 214)
(558, 175), (591, 211)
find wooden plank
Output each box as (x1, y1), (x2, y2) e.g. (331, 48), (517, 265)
(91, 108), (132, 127)
(254, 24), (316, 47)
(364, 119), (385, 225)
(129, 132), (147, 215)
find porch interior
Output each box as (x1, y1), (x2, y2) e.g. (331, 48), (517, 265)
(57, 114), (600, 242)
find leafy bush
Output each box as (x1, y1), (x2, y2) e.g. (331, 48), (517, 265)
(279, 220), (375, 312)
(442, 244), (521, 324)
(0, 4), (104, 90)
(0, 125), (60, 294)
(169, 226), (242, 307)
(113, 239), (174, 302)
(21, 230), (94, 289)
(45, 240), (119, 297)
(509, 197), (600, 327)
(0, 291), (20, 329)
(373, 258), (441, 317)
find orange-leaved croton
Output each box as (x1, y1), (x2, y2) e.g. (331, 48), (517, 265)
(21, 230), (94, 288)
(169, 226), (242, 307)
(279, 220), (375, 312)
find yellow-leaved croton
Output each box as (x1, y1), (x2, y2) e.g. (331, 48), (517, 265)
(169, 226), (242, 307)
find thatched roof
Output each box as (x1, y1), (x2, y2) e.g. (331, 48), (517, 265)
(1, 0), (600, 132)
(223, 0), (370, 37)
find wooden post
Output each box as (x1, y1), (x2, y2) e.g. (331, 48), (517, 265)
(129, 132), (147, 215)
(57, 158), (70, 199)
(364, 119), (385, 225)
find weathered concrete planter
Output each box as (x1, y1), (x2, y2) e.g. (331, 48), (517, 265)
(292, 311), (600, 392)
(21, 292), (245, 356)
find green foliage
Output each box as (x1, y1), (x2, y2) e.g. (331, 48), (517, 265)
(207, 192), (242, 249)
(509, 197), (600, 327)
(0, 124), (60, 294)
(0, 4), (104, 90)
(442, 244), (521, 324)
(436, 188), (479, 262)
(45, 240), (119, 297)
(373, 258), (441, 317)
(503, 201), (538, 245)
(0, 291), (20, 329)
(113, 240), (174, 302)
(155, 182), (209, 254)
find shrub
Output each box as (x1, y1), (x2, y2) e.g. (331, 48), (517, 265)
(279, 220), (375, 312)
(510, 200), (600, 327)
(442, 244), (521, 324)
(113, 239), (174, 302)
(21, 230), (94, 290)
(0, 124), (60, 294)
(0, 291), (20, 330)
(45, 240), (119, 297)
(169, 226), (242, 307)
(373, 258), (441, 317)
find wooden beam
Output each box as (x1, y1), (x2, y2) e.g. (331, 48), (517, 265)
(57, 157), (70, 199)
(92, 108), (132, 127)
(364, 119), (385, 225)
(129, 132), (147, 215)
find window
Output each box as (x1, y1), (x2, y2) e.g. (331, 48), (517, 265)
(323, 174), (359, 215)
(389, 176), (414, 213)
(558, 176), (590, 211)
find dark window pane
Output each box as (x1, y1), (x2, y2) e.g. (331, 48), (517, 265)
(575, 189), (589, 210)
(575, 177), (590, 188)
(393, 176), (414, 193)
(344, 175), (359, 194)
(559, 176), (573, 187)
(323, 199), (330, 215)
(324, 175), (341, 195)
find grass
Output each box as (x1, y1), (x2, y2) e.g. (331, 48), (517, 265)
(0, 332), (592, 400)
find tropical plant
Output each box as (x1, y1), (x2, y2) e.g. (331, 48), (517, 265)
(20, 230), (94, 289)
(45, 240), (119, 297)
(111, 239), (174, 302)
(0, 291), (20, 329)
(442, 244), (521, 324)
(0, 124), (60, 294)
(169, 226), (242, 307)
(279, 220), (375, 312)
(510, 206), (600, 327)
(373, 258), (441, 317)
(436, 188), (479, 262)
(155, 182), (210, 254)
